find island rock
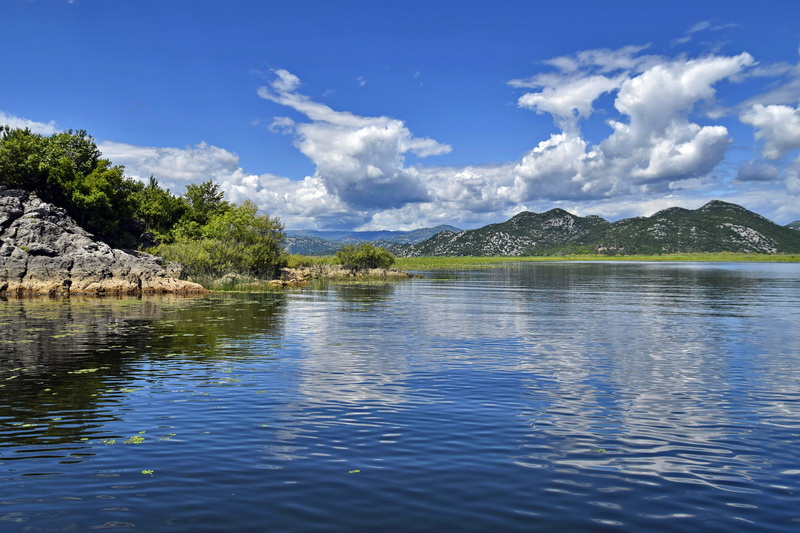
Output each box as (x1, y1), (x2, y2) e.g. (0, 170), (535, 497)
(0, 187), (206, 295)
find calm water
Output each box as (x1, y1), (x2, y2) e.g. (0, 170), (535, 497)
(1, 262), (799, 532)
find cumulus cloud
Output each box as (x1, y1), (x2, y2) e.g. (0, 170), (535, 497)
(509, 51), (754, 204)
(257, 69), (451, 211)
(740, 103), (800, 159)
(98, 141), (241, 188)
(245, 51), (786, 229)
(50, 47), (795, 231)
(97, 136), (369, 229)
(0, 111), (59, 135)
(516, 74), (624, 130)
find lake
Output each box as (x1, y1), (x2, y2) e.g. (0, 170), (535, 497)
(1, 262), (799, 532)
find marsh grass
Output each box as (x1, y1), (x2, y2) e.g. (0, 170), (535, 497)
(395, 253), (800, 271)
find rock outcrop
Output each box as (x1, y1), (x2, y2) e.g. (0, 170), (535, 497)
(0, 187), (206, 295)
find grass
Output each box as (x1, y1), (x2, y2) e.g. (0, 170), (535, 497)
(394, 253), (800, 271)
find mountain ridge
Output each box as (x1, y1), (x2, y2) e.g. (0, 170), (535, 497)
(390, 201), (800, 257)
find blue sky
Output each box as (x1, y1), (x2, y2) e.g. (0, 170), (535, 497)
(3, 0), (800, 229)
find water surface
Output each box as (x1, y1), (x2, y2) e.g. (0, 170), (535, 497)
(1, 262), (799, 531)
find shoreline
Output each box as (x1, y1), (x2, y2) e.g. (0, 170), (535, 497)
(395, 253), (800, 270)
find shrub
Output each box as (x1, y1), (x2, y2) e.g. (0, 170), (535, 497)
(152, 201), (287, 280)
(335, 243), (395, 273)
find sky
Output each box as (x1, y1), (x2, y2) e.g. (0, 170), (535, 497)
(3, 0), (800, 230)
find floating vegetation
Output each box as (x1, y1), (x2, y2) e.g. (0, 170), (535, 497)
(158, 433), (177, 441)
(68, 368), (100, 374)
(348, 469), (361, 474)
(123, 435), (145, 445)
(101, 439), (116, 445)
(141, 469), (154, 476)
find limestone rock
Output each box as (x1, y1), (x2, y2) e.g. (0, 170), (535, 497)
(0, 186), (206, 295)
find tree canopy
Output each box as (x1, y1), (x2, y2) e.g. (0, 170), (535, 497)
(0, 126), (288, 279)
(0, 127), (138, 246)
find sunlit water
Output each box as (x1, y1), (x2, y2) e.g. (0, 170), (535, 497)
(1, 262), (799, 532)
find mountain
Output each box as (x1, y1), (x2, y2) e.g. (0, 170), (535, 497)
(394, 201), (800, 257)
(285, 225), (461, 255)
(395, 209), (609, 256)
(788, 221), (800, 231)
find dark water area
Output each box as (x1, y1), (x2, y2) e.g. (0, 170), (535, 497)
(1, 262), (799, 532)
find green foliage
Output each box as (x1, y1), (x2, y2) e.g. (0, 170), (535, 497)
(0, 126), (291, 279)
(152, 201), (287, 279)
(130, 176), (188, 239)
(335, 243), (395, 273)
(0, 126), (49, 191)
(183, 180), (229, 226)
(0, 126), (137, 246)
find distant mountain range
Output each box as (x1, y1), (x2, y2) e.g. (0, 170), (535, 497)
(285, 202), (800, 257)
(388, 201), (800, 256)
(285, 225), (461, 255)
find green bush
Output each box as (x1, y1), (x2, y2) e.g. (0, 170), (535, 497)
(335, 243), (395, 273)
(152, 201), (287, 279)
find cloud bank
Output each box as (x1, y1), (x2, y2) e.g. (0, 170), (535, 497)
(15, 45), (800, 229)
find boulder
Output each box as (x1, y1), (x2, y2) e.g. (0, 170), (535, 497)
(0, 187), (206, 295)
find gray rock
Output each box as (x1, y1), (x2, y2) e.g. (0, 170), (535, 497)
(0, 186), (206, 295)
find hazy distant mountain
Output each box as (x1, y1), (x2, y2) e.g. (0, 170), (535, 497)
(285, 225), (461, 255)
(788, 221), (800, 231)
(393, 201), (800, 257)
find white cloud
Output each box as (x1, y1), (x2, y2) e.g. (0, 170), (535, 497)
(516, 74), (624, 129)
(0, 111), (59, 135)
(509, 52), (754, 205)
(98, 141), (240, 189)
(740, 103), (800, 159)
(257, 69), (451, 210)
(613, 54), (754, 135)
(219, 171), (367, 229)
(56, 49), (795, 231)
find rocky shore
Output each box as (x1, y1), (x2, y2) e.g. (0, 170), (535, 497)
(0, 187), (206, 296)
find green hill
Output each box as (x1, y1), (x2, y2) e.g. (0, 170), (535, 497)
(396, 201), (800, 257)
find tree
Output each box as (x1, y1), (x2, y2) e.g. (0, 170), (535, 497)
(184, 180), (229, 225)
(0, 126), (137, 246)
(0, 126), (49, 192)
(130, 176), (188, 239)
(335, 243), (395, 273)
